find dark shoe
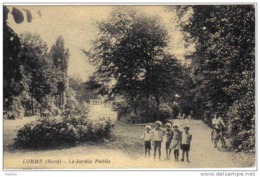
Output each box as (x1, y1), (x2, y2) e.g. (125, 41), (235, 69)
(181, 159), (184, 162)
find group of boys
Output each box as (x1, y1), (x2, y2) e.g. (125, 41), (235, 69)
(141, 121), (192, 162)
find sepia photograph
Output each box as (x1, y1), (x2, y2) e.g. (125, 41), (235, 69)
(2, 2), (256, 171)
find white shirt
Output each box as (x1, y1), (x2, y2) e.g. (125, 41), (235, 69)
(182, 133), (188, 144)
(181, 132), (192, 145)
(212, 117), (225, 128)
(141, 131), (152, 141)
(151, 128), (165, 141)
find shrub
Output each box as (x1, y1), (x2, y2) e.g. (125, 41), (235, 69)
(76, 116), (114, 142)
(227, 93), (255, 153)
(114, 98), (174, 123)
(14, 112), (114, 149)
(14, 117), (78, 148)
(158, 103), (173, 122)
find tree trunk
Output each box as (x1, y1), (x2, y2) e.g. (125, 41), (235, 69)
(155, 95), (160, 110)
(31, 94), (35, 116)
(62, 72), (67, 111)
(60, 94), (63, 110)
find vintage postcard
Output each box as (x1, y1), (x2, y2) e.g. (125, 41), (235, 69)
(3, 3), (256, 171)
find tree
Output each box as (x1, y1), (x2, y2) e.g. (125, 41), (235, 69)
(3, 6), (23, 111)
(178, 64), (196, 117)
(3, 5), (48, 118)
(19, 33), (52, 115)
(49, 36), (70, 110)
(85, 7), (183, 122)
(69, 76), (97, 103)
(174, 5), (255, 151)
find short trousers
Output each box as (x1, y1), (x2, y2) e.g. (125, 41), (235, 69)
(166, 141), (171, 149)
(181, 144), (190, 151)
(144, 141), (151, 150)
(153, 141), (162, 149)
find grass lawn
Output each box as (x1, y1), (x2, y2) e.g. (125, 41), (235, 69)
(104, 122), (145, 158)
(3, 117), (38, 151)
(3, 118), (146, 157)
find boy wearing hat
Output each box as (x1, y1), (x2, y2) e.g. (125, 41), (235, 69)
(165, 122), (174, 160)
(141, 125), (152, 158)
(151, 121), (165, 160)
(170, 124), (181, 160)
(181, 125), (192, 162)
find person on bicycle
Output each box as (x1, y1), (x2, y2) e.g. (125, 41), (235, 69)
(212, 113), (227, 148)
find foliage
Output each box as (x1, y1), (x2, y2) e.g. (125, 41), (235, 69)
(227, 90), (255, 153)
(85, 7), (183, 122)
(114, 97), (173, 123)
(4, 29), (72, 118)
(177, 64), (196, 117)
(49, 36), (70, 110)
(158, 103), (173, 120)
(19, 33), (52, 101)
(3, 6), (23, 111)
(3, 6), (45, 119)
(69, 76), (98, 103)
(14, 111), (114, 149)
(174, 5), (255, 152)
(65, 87), (80, 110)
(14, 117), (78, 148)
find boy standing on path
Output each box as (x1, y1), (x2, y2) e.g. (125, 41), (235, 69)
(165, 123), (173, 160)
(151, 121), (165, 160)
(181, 125), (192, 162)
(141, 125), (152, 158)
(170, 124), (181, 160)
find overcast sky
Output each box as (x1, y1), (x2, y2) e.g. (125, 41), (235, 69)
(7, 5), (193, 82)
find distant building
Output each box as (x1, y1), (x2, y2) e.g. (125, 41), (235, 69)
(88, 97), (117, 121)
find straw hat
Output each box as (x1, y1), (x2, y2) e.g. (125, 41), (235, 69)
(165, 122), (172, 127)
(172, 123), (179, 128)
(183, 125), (190, 130)
(154, 121), (162, 126)
(145, 125), (152, 130)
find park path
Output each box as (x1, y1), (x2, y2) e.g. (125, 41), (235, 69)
(3, 118), (253, 169)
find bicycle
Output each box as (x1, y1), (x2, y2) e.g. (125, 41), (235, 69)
(211, 126), (231, 151)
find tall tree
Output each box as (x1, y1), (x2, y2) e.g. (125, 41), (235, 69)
(19, 33), (52, 115)
(177, 5), (255, 117)
(49, 36), (69, 110)
(84, 7), (183, 121)
(174, 5), (255, 151)
(3, 6), (23, 111)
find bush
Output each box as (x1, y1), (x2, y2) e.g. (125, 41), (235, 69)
(76, 117), (114, 141)
(227, 93), (255, 153)
(115, 97), (174, 123)
(228, 115), (255, 153)
(14, 112), (114, 149)
(158, 103), (173, 121)
(14, 117), (78, 148)
(4, 96), (24, 119)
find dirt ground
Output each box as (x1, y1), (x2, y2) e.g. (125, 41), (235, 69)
(3, 118), (255, 169)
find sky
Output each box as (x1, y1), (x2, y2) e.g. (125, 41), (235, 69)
(7, 5), (193, 82)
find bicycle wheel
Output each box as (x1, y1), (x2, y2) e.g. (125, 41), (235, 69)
(211, 130), (216, 144)
(214, 135), (222, 149)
